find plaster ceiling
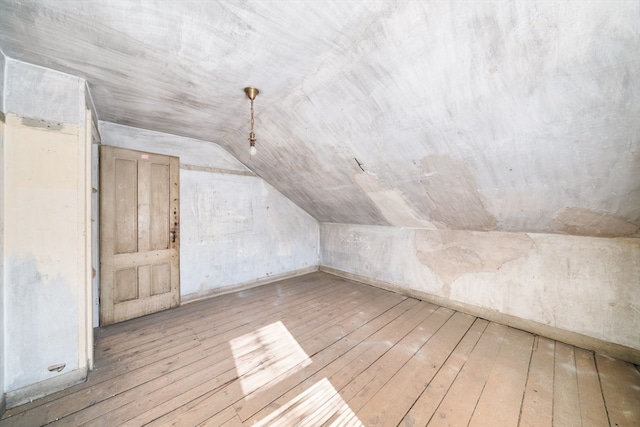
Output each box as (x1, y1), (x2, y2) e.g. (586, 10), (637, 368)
(1, 0), (639, 237)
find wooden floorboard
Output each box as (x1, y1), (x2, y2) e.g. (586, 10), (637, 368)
(519, 336), (555, 427)
(1, 271), (638, 426)
(400, 318), (488, 425)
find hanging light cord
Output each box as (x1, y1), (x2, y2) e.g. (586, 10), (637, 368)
(244, 86), (259, 156)
(249, 98), (255, 140)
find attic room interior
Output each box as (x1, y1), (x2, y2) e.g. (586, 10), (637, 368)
(0, 1), (638, 426)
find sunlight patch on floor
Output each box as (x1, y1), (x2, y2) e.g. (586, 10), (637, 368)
(253, 378), (363, 426)
(230, 321), (312, 395)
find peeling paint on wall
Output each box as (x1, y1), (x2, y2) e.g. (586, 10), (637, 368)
(19, 117), (65, 131)
(1, 2), (639, 236)
(354, 171), (436, 229)
(550, 207), (640, 237)
(414, 229), (534, 297)
(422, 155), (497, 231)
(321, 223), (640, 352)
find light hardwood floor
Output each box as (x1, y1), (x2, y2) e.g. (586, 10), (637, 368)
(2, 272), (639, 426)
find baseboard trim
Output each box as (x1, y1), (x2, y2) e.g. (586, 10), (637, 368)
(320, 266), (640, 365)
(5, 367), (88, 409)
(181, 266), (320, 305)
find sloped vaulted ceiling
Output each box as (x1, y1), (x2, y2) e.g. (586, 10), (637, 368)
(1, 0), (638, 237)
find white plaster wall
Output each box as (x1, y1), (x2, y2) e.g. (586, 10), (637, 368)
(4, 59), (82, 127)
(0, 119), (5, 411)
(320, 223), (640, 352)
(99, 123), (319, 301)
(3, 122), (83, 392)
(0, 48), (5, 105)
(98, 121), (250, 173)
(2, 59), (90, 394)
(179, 171), (318, 296)
(0, 48), (6, 407)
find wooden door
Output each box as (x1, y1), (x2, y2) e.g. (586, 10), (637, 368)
(100, 146), (180, 325)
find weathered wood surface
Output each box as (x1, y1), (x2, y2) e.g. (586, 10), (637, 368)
(2, 272), (638, 426)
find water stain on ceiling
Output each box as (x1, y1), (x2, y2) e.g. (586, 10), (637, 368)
(0, 0), (638, 237)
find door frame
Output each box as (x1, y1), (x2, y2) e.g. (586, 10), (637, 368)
(81, 108), (95, 371)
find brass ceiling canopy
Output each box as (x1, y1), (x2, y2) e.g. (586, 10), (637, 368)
(244, 86), (259, 101)
(244, 87), (259, 157)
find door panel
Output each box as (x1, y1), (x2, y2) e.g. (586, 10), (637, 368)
(114, 158), (138, 254)
(151, 263), (171, 295)
(115, 268), (138, 303)
(150, 163), (170, 250)
(100, 146), (180, 325)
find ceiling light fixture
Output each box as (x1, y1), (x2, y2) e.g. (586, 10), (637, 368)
(244, 87), (259, 156)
